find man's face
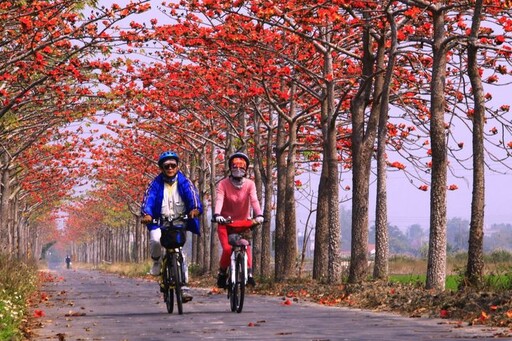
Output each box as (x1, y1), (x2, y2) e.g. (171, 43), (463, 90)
(162, 160), (179, 176)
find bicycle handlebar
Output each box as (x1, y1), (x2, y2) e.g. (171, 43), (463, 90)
(211, 217), (261, 226)
(152, 214), (189, 225)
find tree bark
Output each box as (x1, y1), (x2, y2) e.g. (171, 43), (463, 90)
(348, 15), (378, 284)
(274, 77), (289, 281)
(283, 83), (298, 280)
(426, 6), (448, 291)
(374, 9), (397, 280)
(465, 0), (485, 288)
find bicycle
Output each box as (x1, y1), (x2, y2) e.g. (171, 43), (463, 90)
(217, 218), (260, 313)
(154, 214), (189, 314)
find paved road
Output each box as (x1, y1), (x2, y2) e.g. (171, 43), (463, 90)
(30, 268), (509, 341)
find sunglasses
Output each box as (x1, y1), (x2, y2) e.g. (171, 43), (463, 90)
(163, 163), (178, 170)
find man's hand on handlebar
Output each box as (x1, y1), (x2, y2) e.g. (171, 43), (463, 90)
(141, 214), (152, 225)
(189, 209), (200, 218)
(254, 215), (264, 224)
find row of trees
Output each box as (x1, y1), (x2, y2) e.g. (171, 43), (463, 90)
(1, 0), (512, 291)
(0, 0), (152, 261)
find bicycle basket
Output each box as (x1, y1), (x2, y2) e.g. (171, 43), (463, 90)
(227, 227), (252, 241)
(161, 225), (186, 249)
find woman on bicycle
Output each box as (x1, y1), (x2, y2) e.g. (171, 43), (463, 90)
(141, 151), (202, 299)
(213, 152), (264, 288)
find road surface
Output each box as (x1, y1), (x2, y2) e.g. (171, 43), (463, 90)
(29, 268), (509, 340)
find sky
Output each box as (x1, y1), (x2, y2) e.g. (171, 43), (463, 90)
(296, 165), (512, 234)
(380, 169), (512, 230)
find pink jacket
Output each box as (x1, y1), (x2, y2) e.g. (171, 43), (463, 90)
(214, 177), (262, 220)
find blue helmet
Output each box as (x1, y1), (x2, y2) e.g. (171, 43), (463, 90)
(158, 151), (179, 167)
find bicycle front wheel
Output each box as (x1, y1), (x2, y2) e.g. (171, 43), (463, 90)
(232, 252), (245, 313)
(163, 256), (174, 314)
(228, 263), (236, 312)
(171, 253), (184, 314)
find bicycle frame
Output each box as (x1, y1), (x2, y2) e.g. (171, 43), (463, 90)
(221, 219), (258, 313)
(154, 214), (188, 315)
(161, 246), (185, 314)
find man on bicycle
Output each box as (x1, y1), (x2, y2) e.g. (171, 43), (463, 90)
(141, 151), (202, 301)
(213, 152), (264, 288)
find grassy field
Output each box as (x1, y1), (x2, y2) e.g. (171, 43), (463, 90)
(387, 252), (512, 291)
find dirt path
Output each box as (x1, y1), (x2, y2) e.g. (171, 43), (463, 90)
(28, 268), (508, 340)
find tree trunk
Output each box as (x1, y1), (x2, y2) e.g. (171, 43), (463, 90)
(313, 161), (329, 281)
(198, 151), (209, 274)
(0, 154), (12, 255)
(426, 7), (448, 291)
(374, 11), (397, 280)
(312, 25), (342, 284)
(261, 112), (274, 277)
(348, 16), (378, 284)
(465, 0), (485, 288)
(274, 106), (288, 281)
(283, 83), (298, 279)
(252, 109), (265, 277)
(209, 147), (219, 273)
(324, 43), (341, 284)
(252, 118), (262, 276)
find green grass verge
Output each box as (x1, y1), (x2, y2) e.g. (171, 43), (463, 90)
(390, 273), (512, 292)
(0, 255), (39, 341)
(390, 274), (460, 291)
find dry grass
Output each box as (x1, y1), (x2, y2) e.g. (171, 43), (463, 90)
(388, 256), (427, 274)
(95, 262), (149, 277)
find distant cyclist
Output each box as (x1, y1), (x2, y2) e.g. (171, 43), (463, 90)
(213, 152), (264, 288)
(141, 151), (202, 301)
(65, 255), (71, 269)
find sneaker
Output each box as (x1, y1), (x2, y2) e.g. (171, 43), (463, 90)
(247, 276), (256, 287)
(217, 271), (227, 289)
(150, 259), (161, 276)
(182, 286), (193, 303)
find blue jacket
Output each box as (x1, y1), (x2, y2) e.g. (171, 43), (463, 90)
(141, 172), (203, 235)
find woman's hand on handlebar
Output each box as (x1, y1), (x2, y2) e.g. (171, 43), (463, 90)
(214, 214), (227, 224)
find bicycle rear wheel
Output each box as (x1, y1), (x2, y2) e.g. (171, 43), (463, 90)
(163, 256), (174, 314)
(232, 252), (245, 313)
(171, 253), (184, 314)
